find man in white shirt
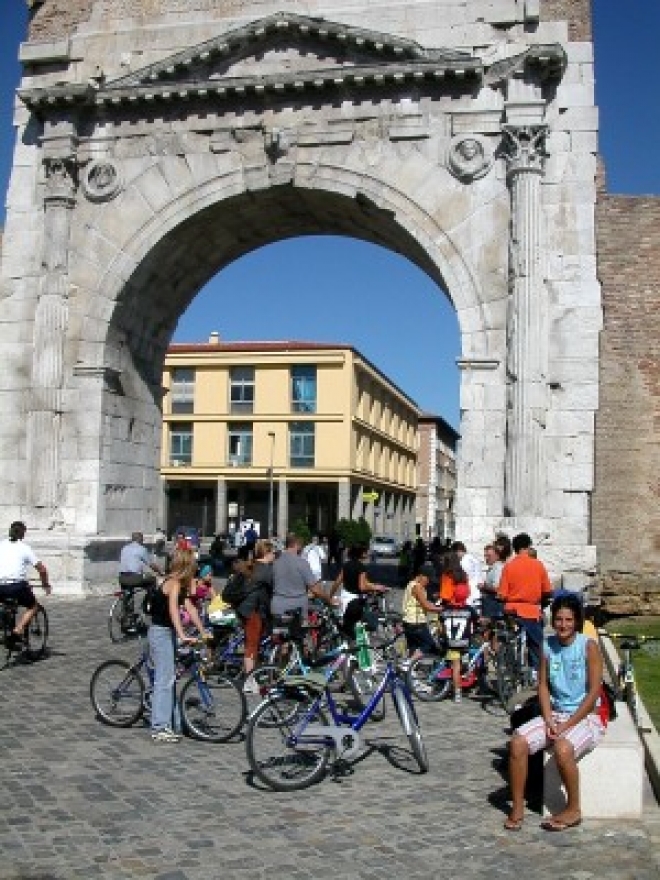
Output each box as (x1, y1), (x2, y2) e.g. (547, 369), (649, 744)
(451, 540), (484, 609)
(0, 521), (51, 646)
(302, 535), (327, 583)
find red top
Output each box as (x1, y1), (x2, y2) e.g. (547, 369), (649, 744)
(497, 553), (552, 620)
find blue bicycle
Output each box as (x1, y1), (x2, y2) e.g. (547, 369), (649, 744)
(89, 638), (246, 742)
(245, 639), (428, 790)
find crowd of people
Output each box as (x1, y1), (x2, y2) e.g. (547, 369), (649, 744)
(0, 518), (606, 830)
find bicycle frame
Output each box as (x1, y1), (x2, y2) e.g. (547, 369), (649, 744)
(434, 641), (488, 687)
(110, 640), (215, 716)
(280, 655), (414, 759)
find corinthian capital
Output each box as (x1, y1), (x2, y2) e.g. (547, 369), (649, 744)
(43, 157), (77, 206)
(502, 124), (548, 177)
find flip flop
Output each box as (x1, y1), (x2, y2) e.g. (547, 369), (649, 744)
(540, 817), (582, 832)
(503, 815), (524, 832)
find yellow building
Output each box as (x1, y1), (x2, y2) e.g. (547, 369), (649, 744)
(161, 334), (419, 540)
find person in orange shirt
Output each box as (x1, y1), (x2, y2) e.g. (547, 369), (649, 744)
(497, 533), (553, 669)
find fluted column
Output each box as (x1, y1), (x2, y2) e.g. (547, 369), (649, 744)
(502, 125), (548, 518)
(27, 155), (77, 517)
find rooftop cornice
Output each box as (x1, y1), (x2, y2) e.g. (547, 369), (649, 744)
(20, 58), (482, 110)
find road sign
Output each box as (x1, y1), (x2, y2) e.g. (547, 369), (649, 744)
(362, 491), (379, 502)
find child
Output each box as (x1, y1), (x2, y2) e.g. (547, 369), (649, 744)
(441, 582), (479, 703)
(181, 564), (214, 628)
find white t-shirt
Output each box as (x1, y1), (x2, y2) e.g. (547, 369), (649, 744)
(0, 539), (39, 581)
(461, 552), (484, 607)
(302, 543), (326, 580)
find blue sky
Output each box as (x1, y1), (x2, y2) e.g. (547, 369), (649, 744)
(1, 3), (659, 429)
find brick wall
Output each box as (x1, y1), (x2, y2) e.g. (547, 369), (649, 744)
(541, 0), (592, 42)
(594, 193), (660, 614)
(27, 0), (94, 42)
(26, 0), (594, 43)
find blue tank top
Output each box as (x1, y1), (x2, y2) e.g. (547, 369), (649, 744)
(544, 632), (589, 713)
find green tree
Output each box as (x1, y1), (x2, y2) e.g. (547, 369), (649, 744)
(335, 517), (372, 549)
(290, 517), (312, 546)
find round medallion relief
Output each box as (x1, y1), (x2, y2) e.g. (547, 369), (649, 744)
(81, 160), (123, 202)
(447, 135), (493, 183)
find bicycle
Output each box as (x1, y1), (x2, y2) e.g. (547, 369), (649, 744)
(247, 614), (386, 719)
(0, 594), (49, 662)
(108, 574), (152, 643)
(602, 630), (660, 727)
(245, 637), (428, 791)
(407, 632), (489, 702)
(90, 637), (246, 742)
(493, 614), (536, 711)
(210, 624), (275, 678)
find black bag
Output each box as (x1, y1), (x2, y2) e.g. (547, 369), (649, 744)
(510, 696), (541, 730)
(599, 681), (618, 723)
(221, 572), (249, 609)
(142, 581), (159, 616)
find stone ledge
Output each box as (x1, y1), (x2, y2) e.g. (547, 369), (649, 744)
(543, 702), (644, 818)
(19, 39), (70, 64)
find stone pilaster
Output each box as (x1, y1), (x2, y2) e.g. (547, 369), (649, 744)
(27, 152), (77, 520)
(215, 478), (227, 534)
(336, 479), (351, 522)
(502, 124), (548, 518)
(277, 477), (287, 538)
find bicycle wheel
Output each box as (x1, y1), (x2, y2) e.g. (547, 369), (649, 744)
(246, 693), (330, 791)
(24, 605), (48, 660)
(90, 660), (145, 727)
(495, 640), (519, 710)
(180, 673), (246, 742)
(347, 661), (386, 721)
(407, 655), (452, 702)
(108, 595), (146, 644)
(392, 684), (428, 773)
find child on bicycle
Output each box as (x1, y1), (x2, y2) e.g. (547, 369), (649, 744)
(441, 581), (479, 704)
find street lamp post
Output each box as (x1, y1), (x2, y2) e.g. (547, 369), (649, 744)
(267, 431), (275, 537)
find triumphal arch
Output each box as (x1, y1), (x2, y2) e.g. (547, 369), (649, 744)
(1, 1), (600, 592)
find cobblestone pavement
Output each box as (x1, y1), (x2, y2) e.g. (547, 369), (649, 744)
(1, 596), (659, 880)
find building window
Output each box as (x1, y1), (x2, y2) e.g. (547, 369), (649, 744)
(291, 365), (317, 413)
(289, 422), (315, 467)
(228, 423), (253, 466)
(170, 423), (193, 465)
(170, 367), (194, 414)
(230, 366), (254, 413)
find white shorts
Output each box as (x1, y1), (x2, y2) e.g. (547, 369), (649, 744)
(516, 711), (605, 760)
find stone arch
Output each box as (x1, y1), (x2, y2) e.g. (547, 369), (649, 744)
(82, 159), (491, 360)
(1, 1), (603, 591)
(67, 157), (500, 548)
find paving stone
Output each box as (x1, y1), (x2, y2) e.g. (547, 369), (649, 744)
(0, 596), (658, 879)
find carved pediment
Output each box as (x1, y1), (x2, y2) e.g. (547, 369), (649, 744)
(109, 12), (476, 89)
(19, 12), (565, 112)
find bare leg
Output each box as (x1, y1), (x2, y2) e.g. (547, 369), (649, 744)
(507, 733), (530, 825)
(452, 658), (461, 694)
(15, 604), (38, 636)
(549, 738), (581, 825)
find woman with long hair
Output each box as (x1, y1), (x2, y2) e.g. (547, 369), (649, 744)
(147, 547), (204, 743)
(330, 544), (388, 640)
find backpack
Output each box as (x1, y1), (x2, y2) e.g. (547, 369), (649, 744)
(221, 572), (249, 609)
(141, 581), (159, 616)
(598, 681), (618, 726)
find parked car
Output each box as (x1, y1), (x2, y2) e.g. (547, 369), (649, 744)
(369, 536), (400, 558)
